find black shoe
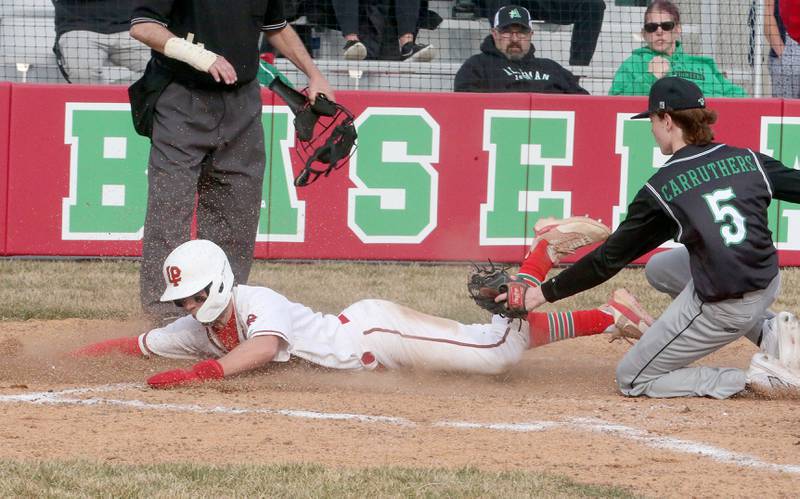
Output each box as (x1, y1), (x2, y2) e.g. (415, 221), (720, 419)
(452, 0), (477, 19)
(399, 42), (435, 62)
(343, 40), (367, 61)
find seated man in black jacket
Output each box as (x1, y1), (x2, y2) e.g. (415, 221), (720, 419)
(454, 5), (588, 94)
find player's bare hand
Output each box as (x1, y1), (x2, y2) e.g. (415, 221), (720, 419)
(208, 56), (238, 85)
(648, 56), (670, 78)
(306, 75), (335, 105)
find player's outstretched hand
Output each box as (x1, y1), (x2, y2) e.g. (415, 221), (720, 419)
(69, 337), (142, 357)
(147, 359), (224, 389)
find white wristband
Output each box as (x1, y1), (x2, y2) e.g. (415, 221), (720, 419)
(164, 37), (218, 73)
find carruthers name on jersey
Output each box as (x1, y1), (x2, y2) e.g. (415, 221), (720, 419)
(656, 153), (758, 202)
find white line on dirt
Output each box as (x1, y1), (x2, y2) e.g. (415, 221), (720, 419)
(2, 384), (799, 474)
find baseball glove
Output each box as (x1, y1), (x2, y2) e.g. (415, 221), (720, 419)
(467, 261), (531, 319)
(268, 78), (357, 187)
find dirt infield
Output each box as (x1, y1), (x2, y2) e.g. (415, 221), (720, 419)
(1, 318), (798, 497)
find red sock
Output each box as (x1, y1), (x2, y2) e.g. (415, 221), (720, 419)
(527, 308), (614, 348)
(517, 241), (553, 285)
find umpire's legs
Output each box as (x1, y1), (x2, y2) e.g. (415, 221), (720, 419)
(196, 80), (265, 287)
(615, 274), (779, 399)
(140, 82), (217, 321)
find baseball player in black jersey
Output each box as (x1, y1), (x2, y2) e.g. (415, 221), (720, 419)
(505, 76), (800, 398)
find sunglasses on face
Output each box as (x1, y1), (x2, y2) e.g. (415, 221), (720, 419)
(644, 21), (676, 33)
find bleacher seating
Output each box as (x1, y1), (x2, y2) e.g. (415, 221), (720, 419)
(0, 0), (60, 83)
(0, 0), (765, 95)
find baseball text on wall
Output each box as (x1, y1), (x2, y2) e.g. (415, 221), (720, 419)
(2, 85), (800, 264)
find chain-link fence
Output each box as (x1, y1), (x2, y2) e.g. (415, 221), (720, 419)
(0, 0), (795, 97)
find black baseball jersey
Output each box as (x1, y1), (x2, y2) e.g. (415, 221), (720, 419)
(541, 143), (800, 303)
(131, 0), (286, 89)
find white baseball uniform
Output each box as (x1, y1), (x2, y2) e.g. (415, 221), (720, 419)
(139, 285), (530, 375)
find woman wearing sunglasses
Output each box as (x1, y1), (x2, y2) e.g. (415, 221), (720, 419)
(609, 0), (746, 97)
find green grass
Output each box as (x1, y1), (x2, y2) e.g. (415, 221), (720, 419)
(0, 461), (635, 498)
(0, 259), (658, 322)
(4, 258), (800, 323)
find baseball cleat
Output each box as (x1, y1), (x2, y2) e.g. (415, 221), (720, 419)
(532, 216), (611, 263)
(776, 311), (800, 371)
(746, 352), (800, 393)
(603, 288), (656, 343)
(759, 311), (800, 367)
(759, 314), (781, 358)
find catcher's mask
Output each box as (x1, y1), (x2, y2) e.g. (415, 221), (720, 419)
(293, 96), (357, 187)
(159, 239), (234, 323)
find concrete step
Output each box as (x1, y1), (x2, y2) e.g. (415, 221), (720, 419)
(0, 61), (62, 83)
(0, 0), (54, 18)
(0, 16), (56, 64)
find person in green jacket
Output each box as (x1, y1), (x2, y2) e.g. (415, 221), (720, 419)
(609, 0), (747, 97)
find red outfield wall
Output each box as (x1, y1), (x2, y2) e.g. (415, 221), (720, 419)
(2, 83), (800, 264)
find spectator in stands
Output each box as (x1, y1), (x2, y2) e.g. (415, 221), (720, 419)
(52, 0), (149, 84)
(331, 0), (434, 61)
(454, 5), (588, 94)
(765, 0), (800, 98)
(481, 0), (606, 66)
(609, 0), (746, 97)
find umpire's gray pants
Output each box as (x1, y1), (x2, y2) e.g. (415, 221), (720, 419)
(617, 248), (780, 399)
(140, 80), (265, 320)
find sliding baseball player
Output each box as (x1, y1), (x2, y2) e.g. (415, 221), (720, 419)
(73, 217), (651, 388)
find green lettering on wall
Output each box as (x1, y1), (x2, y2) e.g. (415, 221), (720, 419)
(347, 108), (439, 243)
(481, 111), (573, 245)
(258, 107), (304, 241)
(62, 104), (149, 239)
(614, 116), (664, 229)
(762, 117), (800, 247)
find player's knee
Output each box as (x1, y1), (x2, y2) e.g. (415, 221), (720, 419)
(644, 254), (673, 294)
(615, 360), (638, 394)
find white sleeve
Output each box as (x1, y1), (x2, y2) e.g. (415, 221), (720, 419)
(138, 315), (220, 360)
(238, 288), (295, 362)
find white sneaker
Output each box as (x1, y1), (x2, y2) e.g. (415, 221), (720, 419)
(343, 40), (367, 61)
(746, 352), (800, 391)
(531, 216), (611, 263)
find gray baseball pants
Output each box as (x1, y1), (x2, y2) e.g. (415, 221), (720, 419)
(57, 30), (150, 84)
(616, 247), (779, 399)
(140, 80), (265, 321)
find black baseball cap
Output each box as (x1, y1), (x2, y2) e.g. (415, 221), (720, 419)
(631, 77), (706, 119)
(492, 5), (533, 30)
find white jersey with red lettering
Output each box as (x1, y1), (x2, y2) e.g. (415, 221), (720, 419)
(139, 285), (530, 375)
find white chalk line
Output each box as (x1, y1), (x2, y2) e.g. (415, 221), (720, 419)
(1, 384), (799, 475)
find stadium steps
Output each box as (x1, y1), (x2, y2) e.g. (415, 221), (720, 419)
(0, 0), (757, 94)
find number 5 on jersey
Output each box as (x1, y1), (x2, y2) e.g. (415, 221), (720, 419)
(703, 187), (746, 246)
